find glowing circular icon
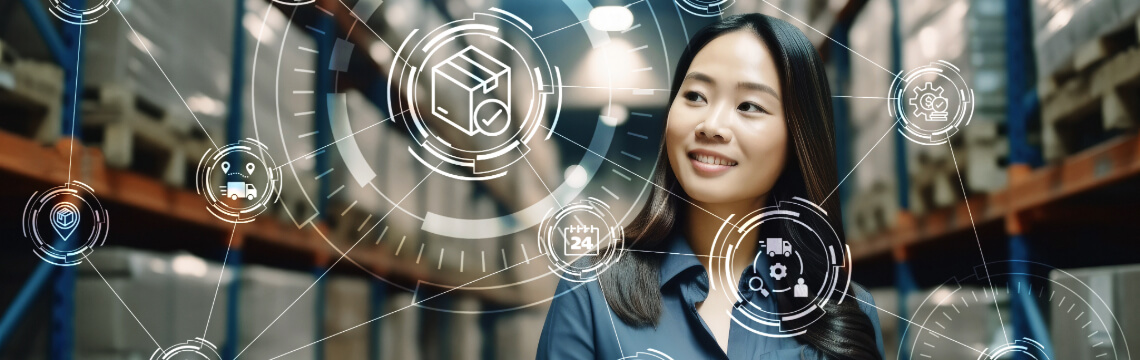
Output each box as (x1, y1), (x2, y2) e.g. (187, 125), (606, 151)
(387, 9), (562, 181)
(902, 261), (1131, 360)
(888, 60), (974, 146)
(46, 0), (118, 25)
(149, 338), (221, 360)
(708, 197), (850, 337)
(269, 0), (315, 6)
(538, 198), (625, 283)
(195, 138), (282, 223)
(21, 181), (110, 266)
(620, 349), (674, 360)
(675, 0), (735, 17)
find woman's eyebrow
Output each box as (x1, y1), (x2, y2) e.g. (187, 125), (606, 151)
(738, 81), (780, 100)
(683, 72), (714, 84)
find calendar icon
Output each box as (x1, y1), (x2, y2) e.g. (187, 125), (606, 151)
(562, 225), (600, 256)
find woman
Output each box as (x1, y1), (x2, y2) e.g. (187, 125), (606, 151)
(537, 14), (885, 360)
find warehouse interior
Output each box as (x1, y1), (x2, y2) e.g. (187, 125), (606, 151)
(1, 0), (1139, 359)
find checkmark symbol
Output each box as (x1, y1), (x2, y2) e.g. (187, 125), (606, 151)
(481, 109), (503, 126)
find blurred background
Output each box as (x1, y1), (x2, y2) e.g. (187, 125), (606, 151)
(0, 0), (1138, 359)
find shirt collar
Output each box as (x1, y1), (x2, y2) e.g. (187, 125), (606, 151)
(657, 232), (769, 300)
(657, 232), (706, 289)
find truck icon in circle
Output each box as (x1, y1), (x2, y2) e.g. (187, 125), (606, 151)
(223, 182), (257, 201)
(765, 238), (792, 257)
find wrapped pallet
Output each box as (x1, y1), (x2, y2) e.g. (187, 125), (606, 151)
(380, 291), (423, 360)
(324, 276), (370, 360)
(236, 265), (316, 360)
(74, 248), (231, 358)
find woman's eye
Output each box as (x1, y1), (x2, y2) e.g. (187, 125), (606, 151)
(683, 91), (706, 103)
(738, 102), (766, 114)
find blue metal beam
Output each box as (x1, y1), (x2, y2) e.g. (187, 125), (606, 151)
(889, 0), (909, 210)
(894, 255), (917, 360)
(314, 15), (334, 217)
(16, 0), (70, 67)
(830, 18), (854, 206)
(0, 259), (56, 351)
(369, 280), (387, 360)
(222, 250), (243, 360)
(226, 0), (246, 151)
(312, 267), (327, 360)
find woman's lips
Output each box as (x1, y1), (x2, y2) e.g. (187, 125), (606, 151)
(688, 151), (737, 176)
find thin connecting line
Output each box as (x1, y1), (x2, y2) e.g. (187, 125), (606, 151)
(267, 252), (547, 360)
(760, 0), (900, 81)
(947, 140), (1010, 344)
(334, 0), (411, 67)
(533, 19), (589, 40)
(832, 96), (898, 100)
(518, 147), (562, 209)
(559, 84), (670, 92)
(86, 257), (164, 350)
(274, 109), (407, 170)
(821, 118), (900, 205)
(623, 249), (726, 258)
(233, 161), (442, 360)
(202, 221), (239, 339)
(596, 279), (627, 358)
(838, 290), (989, 357)
(539, 124), (743, 233)
(110, 2), (221, 149)
(65, 23), (83, 188)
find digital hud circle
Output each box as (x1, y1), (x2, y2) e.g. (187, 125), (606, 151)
(620, 349), (675, 360)
(675, 0), (735, 17)
(709, 197), (851, 337)
(387, 9), (562, 181)
(46, 0), (118, 25)
(260, 0), (676, 308)
(149, 338), (222, 360)
(887, 60), (974, 146)
(21, 181), (110, 266)
(902, 261), (1131, 360)
(195, 138), (282, 223)
(538, 198), (625, 283)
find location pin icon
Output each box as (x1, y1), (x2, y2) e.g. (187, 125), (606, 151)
(50, 202), (80, 241)
(221, 161), (230, 174)
(246, 162), (255, 175)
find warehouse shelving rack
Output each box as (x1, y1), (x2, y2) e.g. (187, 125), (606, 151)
(0, 0), (538, 359)
(830, 0), (1140, 358)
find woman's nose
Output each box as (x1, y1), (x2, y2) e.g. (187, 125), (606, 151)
(696, 106), (733, 143)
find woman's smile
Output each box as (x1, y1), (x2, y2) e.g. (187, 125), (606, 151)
(687, 149), (738, 176)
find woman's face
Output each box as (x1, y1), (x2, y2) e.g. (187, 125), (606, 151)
(665, 30), (788, 207)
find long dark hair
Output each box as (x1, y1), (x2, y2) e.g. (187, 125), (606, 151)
(596, 14), (880, 359)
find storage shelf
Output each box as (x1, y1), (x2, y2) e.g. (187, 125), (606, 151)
(850, 134), (1140, 262)
(0, 130), (526, 306)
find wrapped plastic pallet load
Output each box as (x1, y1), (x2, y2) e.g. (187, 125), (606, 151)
(237, 265), (316, 360)
(74, 248), (231, 358)
(324, 276), (370, 360)
(379, 291), (422, 360)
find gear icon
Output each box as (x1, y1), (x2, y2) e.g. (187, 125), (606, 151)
(769, 263), (787, 280)
(909, 82), (949, 122)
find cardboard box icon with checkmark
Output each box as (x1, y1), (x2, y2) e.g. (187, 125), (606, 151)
(431, 46), (512, 136)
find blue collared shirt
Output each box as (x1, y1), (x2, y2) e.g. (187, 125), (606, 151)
(537, 234), (885, 359)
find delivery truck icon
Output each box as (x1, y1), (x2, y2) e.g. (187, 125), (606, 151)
(431, 46), (512, 137)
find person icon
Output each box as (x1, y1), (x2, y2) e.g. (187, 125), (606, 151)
(794, 278), (808, 298)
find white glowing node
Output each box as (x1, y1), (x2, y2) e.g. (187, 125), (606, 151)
(588, 6), (634, 32)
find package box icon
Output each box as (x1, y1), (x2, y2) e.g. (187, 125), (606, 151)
(431, 46), (512, 136)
